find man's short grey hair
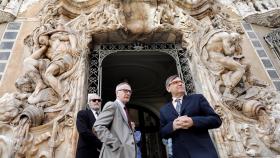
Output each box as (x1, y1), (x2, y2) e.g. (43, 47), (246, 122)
(88, 93), (100, 103)
(165, 75), (180, 88)
(115, 82), (131, 92)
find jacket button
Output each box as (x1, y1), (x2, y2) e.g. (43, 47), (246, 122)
(132, 142), (135, 145)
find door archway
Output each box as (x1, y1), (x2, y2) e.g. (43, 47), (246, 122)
(88, 42), (195, 158)
(88, 43), (195, 95)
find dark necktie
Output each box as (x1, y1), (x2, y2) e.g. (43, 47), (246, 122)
(175, 99), (182, 116)
(95, 111), (99, 116)
(124, 106), (132, 129)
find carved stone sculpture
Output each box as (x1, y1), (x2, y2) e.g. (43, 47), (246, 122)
(86, 1), (124, 34)
(199, 26), (280, 157)
(202, 31), (246, 98)
(0, 9), (82, 155)
(43, 24), (79, 99)
(244, 8), (280, 27)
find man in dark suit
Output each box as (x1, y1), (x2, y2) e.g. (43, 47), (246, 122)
(160, 75), (222, 158)
(76, 93), (102, 158)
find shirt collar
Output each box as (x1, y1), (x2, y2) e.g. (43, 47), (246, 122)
(90, 108), (99, 113)
(116, 99), (125, 109)
(172, 96), (184, 102)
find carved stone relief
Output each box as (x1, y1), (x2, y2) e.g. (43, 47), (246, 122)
(215, 0), (280, 28)
(173, 0), (215, 19)
(0, 1), (87, 157)
(0, 0), (23, 23)
(211, 12), (244, 34)
(199, 28), (280, 157)
(244, 8), (280, 28)
(232, 0), (280, 17)
(0, 0), (280, 158)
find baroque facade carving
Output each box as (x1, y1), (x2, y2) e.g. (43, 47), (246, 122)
(232, 0), (280, 16)
(0, 0), (23, 23)
(0, 0), (279, 157)
(199, 28), (280, 157)
(244, 8), (280, 28)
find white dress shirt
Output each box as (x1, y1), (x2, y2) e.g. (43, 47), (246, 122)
(91, 109), (99, 119)
(116, 99), (128, 119)
(172, 96), (183, 110)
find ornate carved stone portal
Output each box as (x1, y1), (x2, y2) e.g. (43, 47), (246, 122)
(88, 43), (195, 95)
(0, 0), (279, 158)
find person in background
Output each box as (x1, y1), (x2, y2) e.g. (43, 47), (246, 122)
(162, 138), (173, 158)
(76, 93), (102, 158)
(131, 121), (142, 158)
(160, 75), (222, 158)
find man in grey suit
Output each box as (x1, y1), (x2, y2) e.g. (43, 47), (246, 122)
(93, 82), (137, 158)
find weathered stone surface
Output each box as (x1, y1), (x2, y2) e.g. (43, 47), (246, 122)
(244, 8), (280, 28)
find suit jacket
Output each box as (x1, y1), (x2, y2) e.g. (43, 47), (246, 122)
(160, 94), (222, 158)
(93, 101), (136, 158)
(76, 108), (102, 158)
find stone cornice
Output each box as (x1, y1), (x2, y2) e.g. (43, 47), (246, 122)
(244, 8), (280, 28)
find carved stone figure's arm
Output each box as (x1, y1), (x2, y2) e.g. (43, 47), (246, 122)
(222, 36), (235, 56)
(69, 34), (79, 56)
(15, 92), (30, 100)
(28, 45), (48, 60)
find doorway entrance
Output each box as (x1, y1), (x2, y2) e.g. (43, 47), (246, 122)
(101, 51), (176, 158)
(88, 43), (195, 158)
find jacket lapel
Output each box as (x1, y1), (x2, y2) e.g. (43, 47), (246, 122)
(167, 102), (179, 117)
(114, 101), (130, 128)
(86, 109), (96, 125)
(86, 109), (96, 124)
(180, 95), (190, 115)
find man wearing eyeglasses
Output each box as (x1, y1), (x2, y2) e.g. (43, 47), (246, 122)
(160, 75), (222, 158)
(76, 93), (102, 158)
(93, 82), (137, 158)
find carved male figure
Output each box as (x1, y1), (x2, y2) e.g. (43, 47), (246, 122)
(206, 31), (246, 98)
(23, 34), (50, 95)
(44, 24), (79, 97)
(24, 24), (79, 98)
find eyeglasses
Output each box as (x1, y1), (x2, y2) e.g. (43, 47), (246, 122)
(118, 89), (132, 94)
(90, 99), (102, 102)
(169, 80), (184, 86)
